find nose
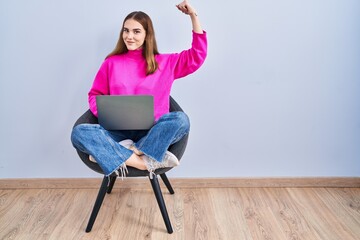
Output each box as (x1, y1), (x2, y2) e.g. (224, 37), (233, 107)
(126, 32), (134, 39)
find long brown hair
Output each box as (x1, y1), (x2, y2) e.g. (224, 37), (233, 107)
(106, 11), (159, 75)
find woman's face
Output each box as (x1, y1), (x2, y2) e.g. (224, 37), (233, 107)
(123, 19), (146, 50)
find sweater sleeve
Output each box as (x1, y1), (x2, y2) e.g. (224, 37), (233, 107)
(171, 31), (208, 79)
(88, 60), (110, 117)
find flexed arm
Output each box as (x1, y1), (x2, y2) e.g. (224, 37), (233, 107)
(176, 0), (203, 33)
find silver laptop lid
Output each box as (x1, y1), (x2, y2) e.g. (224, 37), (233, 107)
(96, 95), (154, 130)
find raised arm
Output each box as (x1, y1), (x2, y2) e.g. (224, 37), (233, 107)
(176, 0), (203, 34)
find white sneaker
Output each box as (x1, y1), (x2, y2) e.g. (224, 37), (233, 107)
(89, 155), (96, 163)
(163, 151), (180, 167)
(142, 151), (180, 177)
(119, 139), (134, 149)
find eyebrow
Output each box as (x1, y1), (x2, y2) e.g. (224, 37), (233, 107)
(123, 27), (142, 31)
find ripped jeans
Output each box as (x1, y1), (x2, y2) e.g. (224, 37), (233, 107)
(71, 111), (190, 176)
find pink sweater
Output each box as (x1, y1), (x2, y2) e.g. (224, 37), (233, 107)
(88, 31), (207, 120)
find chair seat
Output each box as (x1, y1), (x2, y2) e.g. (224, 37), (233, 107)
(73, 96), (188, 177)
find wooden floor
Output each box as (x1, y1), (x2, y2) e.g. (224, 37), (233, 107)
(0, 180), (359, 240)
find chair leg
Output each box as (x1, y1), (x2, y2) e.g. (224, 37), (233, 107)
(107, 176), (117, 194)
(160, 173), (175, 194)
(86, 176), (109, 233)
(149, 175), (173, 234)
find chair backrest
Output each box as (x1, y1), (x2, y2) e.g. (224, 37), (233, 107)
(73, 96), (189, 175)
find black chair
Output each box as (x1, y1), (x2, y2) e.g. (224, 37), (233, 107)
(72, 97), (188, 234)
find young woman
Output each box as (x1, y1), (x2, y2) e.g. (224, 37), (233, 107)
(71, 0), (207, 178)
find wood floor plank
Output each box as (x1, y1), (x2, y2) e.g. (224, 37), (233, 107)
(287, 188), (358, 240)
(0, 189), (46, 239)
(262, 188), (322, 240)
(326, 188), (360, 224)
(0, 187), (359, 239)
(25, 189), (72, 238)
(237, 188), (290, 240)
(48, 189), (95, 240)
(312, 188), (360, 239)
(183, 188), (221, 240)
(208, 188), (252, 240)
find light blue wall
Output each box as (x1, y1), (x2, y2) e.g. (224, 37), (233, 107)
(0, 0), (359, 178)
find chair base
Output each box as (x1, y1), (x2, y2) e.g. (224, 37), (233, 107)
(149, 175), (173, 234)
(85, 173), (174, 234)
(86, 176), (109, 232)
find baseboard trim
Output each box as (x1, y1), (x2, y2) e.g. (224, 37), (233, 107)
(0, 177), (359, 189)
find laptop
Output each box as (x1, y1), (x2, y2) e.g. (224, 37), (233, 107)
(96, 95), (154, 130)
